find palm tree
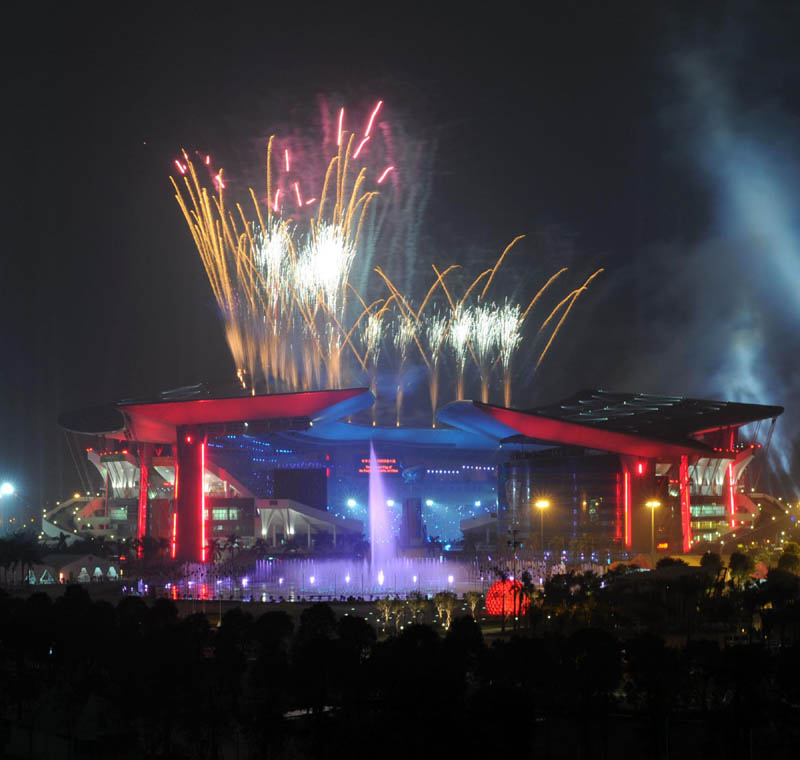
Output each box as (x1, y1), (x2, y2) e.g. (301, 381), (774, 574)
(427, 535), (444, 557)
(0, 532), (41, 584)
(128, 537), (142, 559)
(156, 537), (170, 558)
(207, 538), (224, 563)
(89, 534), (109, 557)
(225, 534), (240, 560)
(252, 538), (270, 560)
(19, 536), (42, 583)
(141, 535), (159, 559)
(351, 535), (369, 560)
(493, 565), (510, 632)
(729, 552), (755, 589)
(0, 536), (14, 584)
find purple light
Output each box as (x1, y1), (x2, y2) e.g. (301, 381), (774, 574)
(369, 442), (395, 570)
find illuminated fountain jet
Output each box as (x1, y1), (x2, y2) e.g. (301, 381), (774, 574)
(368, 441), (395, 581)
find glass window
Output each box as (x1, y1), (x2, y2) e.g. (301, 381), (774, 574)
(212, 508), (229, 521)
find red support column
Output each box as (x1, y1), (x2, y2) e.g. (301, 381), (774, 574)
(727, 462), (736, 527)
(174, 429), (207, 563)
(137, 443), (151, 557)
(680, 455), (692, 552)
(623, 468), (632, 549)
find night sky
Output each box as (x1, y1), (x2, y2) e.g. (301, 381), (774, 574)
(3, 1), (799, 507)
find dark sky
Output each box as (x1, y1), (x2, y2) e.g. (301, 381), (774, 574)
(2, 1), (799, 506)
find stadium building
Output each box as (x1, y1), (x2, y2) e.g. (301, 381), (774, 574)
(56, 385), (782, 561)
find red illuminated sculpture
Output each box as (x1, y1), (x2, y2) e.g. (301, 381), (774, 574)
(485, 579), (530, 616)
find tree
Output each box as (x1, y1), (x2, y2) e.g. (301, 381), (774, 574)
(292, 604), (337, 716)
(700, 551), (725, 596)
(391, 598), (407, 631)
(351, 535), (369, 560)
(252, 537), (270, 560)
(313, 532), (334, 553)
(225, 534), (240, 560)
(207, 538), (224, 563)
(464, 591), (482, 618)
(656, 556), (688, 570)
(406, 592), (430, 624)
(141, 535), (159, 559)
(565, 628), (622, 757)
(729, 551), (755, 588)
(376, 597), (393, 628)
(253, 610), (294, 654)
(296, 603), (337, 643)
(762, 568), (800, 608)
(433, 591), (458, 629)
(128, 537), (142, 559)
(444, 614), (485, 667)
(442, 594), (459, 630)
(777, 551), (800, 575)
(700, 551), (723, 575)
(156, 537), (170, 558)
(624, 633), (686, 758)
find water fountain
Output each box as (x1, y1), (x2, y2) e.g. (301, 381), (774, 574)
(368, 441), (394, 575)
(160, 440), (490, 601)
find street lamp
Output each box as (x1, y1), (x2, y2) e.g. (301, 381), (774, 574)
(646, 500), (661, 568)
(535, 499), (550, 554)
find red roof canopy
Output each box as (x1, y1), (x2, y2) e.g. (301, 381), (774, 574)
(123, 388), (367, 427)
(479, 404), (713, 459)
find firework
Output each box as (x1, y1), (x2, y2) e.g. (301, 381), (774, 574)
(496, 301), (522, 407)
(424, 310), (448, 427)
(448, 306), (474, 400)
(360, 309), (384, 425)
(172, 99), (604, 422)
(471, 303), (500, 403)
(392, 314), (416, 426)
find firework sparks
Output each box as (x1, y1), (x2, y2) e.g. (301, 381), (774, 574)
(424, 311), (448, 426)
(391, 314), (416, 426)
(377, 165), (395, 184)
(496, 301), (522, 407)
(171, 99), (604, 419)
(471, 304), (500, 403)
(337, 107), (345, 147)
(360, 310), (384, 425)
(352, 135), (370, 159)
(448, 306), (473, 400)
(364, 100), (383, 137)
